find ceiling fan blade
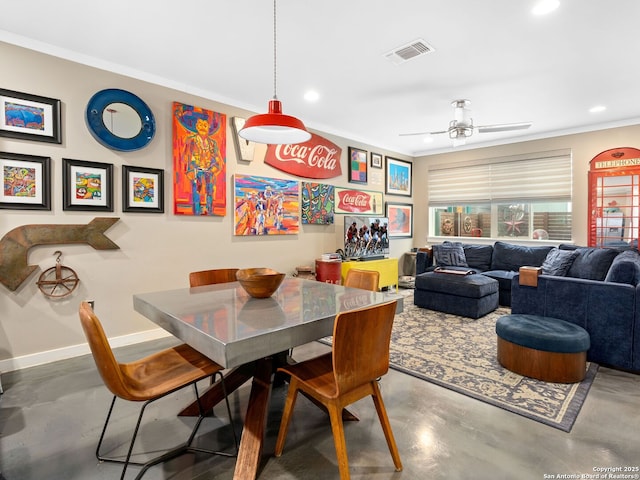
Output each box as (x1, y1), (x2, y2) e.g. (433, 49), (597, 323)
(399, 129), (447, 137)
(477, 122), (532, 133)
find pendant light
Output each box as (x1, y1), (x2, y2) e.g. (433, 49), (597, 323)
(239, 0), (311, 145)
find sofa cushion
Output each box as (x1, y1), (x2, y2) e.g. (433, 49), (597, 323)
(415, 271), (498, 298)
(604, 249), (640, 286)
(541, 248), (579, 276)
(462, 244), (493, 271)
(432, 241), (468, 267)
(490, 241), (553, 271)
(566, 248), (620, 281)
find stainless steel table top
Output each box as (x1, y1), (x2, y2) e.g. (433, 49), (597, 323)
(133, 277), (395, 368)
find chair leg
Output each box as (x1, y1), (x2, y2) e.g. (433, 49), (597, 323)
(95, 373), (238, 480)
(370, 381), (403, 471)
(186, 371), (239, 455)
(327, 401), (351, 480)
(274, 378), (300, 456)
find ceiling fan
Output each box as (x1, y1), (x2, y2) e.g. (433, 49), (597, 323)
(399, 99), (532, 146)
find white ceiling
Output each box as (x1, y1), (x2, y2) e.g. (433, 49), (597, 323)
(2, 0), (640, 156)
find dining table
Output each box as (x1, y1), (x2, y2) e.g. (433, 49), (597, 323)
(133, 276), (401, 480)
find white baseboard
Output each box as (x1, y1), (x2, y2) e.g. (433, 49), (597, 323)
(0, 328), (172, 374)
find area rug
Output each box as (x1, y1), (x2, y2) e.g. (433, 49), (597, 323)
(322, 293), (598, 432)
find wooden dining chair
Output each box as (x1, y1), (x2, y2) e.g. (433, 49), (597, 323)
(274, 300), (402, 479)
(189, 268), (239, 287)
(78, 302), (237, 480)
(343, 268), (380, 291)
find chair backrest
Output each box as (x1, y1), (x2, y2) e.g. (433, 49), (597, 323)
(189, 268), (239, 287)
(332, 300), (397, 395)
(78, 302), (132, 400)
(343, 268), (380, 291)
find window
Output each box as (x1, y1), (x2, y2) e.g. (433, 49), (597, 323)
(428, 150), (572, 241)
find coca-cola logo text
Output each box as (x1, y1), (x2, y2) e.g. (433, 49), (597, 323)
(264, 134), (342, 179)
(274, 144), (339, 171)
(340, 192), (370, 208)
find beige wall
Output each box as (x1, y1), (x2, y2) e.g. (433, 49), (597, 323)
(0, 41), (414, 367)
(413, 124), (640, 247)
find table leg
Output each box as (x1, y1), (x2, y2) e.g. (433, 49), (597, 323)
(178, 364), (254, 416)
(233, 357), (274, 480)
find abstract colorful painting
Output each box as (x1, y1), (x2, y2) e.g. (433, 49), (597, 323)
(234, 174), (300, 235)
(173, 102), (226, 216)
(348, 146), (368, 184)
(301, 182), (334, 224)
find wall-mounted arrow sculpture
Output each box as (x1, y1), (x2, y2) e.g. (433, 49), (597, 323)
(0, 217), (120, 291)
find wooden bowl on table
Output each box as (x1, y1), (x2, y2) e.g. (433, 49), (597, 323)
(236, 268), (285, 298)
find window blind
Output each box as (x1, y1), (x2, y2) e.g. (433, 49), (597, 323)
(428, 151), (572, 206)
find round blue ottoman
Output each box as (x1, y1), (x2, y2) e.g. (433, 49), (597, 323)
(495, 314), (590, 383)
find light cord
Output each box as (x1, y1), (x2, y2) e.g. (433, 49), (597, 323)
(273, 0), (278, 100)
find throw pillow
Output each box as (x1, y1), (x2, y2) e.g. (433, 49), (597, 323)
(541, 248), (579, 276)
(433, 241), (468, 267)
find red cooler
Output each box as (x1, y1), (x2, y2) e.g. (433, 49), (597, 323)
(315, 259), (342, 284)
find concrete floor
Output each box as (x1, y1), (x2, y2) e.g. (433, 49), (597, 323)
(1, 335), (639, 480)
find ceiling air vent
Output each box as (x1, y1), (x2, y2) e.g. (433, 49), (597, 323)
(384, 39), (435, 65)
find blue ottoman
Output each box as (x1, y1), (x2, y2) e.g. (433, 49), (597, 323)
(495, 314), (590, 383)
(414, 272), (499, 319)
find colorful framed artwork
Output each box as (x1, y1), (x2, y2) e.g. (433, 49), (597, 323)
(386, 202), (413, 237)
(334, 187), (383, 215)
(234, 174), (300, 235)
(385, 156), (412, 197)
(0, 151), (51, 210)
(371, 152), (383, 169)
(122, 165), (164, 213)
(348, 146), (368, 184)
(173, 102), (226, 216)
(0, 88), (61, 144)
(62, 158), (113, 211)
(301, 182), (334, 224)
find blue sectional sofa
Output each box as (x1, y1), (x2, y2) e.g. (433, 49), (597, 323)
(511, 247), (640, 372)
(416, 241), (640, 372)
(416, 241), (554, 306)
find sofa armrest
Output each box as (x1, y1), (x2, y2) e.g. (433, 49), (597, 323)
(416, 249), (432, 275)
(519, 266), (542, 287)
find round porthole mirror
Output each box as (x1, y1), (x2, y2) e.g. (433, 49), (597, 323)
(86, 89), (156, 151)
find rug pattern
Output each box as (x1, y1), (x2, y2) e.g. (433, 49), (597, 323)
(324, 295), (598, 432)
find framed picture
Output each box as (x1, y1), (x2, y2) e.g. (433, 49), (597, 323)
(62, 158), (113, 211)
(386, 202), (413, 237)
(348, 146), (368, 184)
(122, 165), (164, 213)
(385, 156), (412, 197)
(371, 152), (383, 169)
(233, 174), (300, 235)
(0, 88), (62, 144)
(231, 116), (256, 162)
(0, 151), (51, 210)
(173, 102), (227, 216)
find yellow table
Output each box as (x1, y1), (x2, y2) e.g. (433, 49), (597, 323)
(341, 258), (398, 290)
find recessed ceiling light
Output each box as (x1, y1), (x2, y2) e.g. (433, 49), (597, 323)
(423, 135), (434, 144)
(532, 0), (560, 15)
(589, 105), (606, 113)
(304, 90), (320, 102)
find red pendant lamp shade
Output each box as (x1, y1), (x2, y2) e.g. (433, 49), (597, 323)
(238, 0), (311, 145)
(240, 99), (311, 145)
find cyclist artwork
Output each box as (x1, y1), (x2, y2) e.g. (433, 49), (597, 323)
(343, 215), (390, 260)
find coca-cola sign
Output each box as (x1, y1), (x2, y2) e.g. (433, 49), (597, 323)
(335, 187), (384, 214)
(264, 133), (342, 179)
